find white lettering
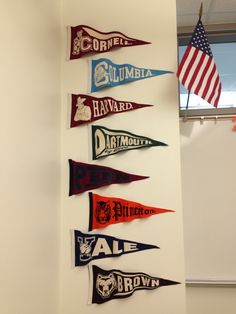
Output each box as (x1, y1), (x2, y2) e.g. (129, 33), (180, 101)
(92, 238), (112, 256)
(123, 242), (138, 252)
(112, 240), (122, 254)
(124, 277), (133, 292)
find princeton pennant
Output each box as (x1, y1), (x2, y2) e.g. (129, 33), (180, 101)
(89, 265), (180, 304)
(90, 58), (173, 92)
(69, 94), (152, 128)
(89, 192), (174, 231)
(69, 160), (148, 196)
(74, 230), (158, 266)
(68, 25), (150, 60)
(92, 125), (168, 159)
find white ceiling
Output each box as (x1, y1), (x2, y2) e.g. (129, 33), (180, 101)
(176, 0), (236, 27)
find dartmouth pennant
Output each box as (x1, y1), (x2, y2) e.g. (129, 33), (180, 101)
(89, 265), (180, 304)
(89, 192), (174, 231)
(68, 25), (150, 60)
(92, 125), (167, 159)
(74, 230), (158, 266)
(69, 94), (152, 128)
(69, 160), (148, 196)
(90, 58), (173, 92)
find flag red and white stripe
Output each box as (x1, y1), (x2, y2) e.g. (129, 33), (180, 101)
(177, 20), (222, 108)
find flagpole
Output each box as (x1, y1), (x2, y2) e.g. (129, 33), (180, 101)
(199, 2), (203, 20)
(183, 90), (191, 121)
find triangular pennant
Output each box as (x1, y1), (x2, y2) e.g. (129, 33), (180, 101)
(92, 125), (167, 159)
(69, 160), (148, 196)
(89, 265), (180, 304)
(69, 94), (152, 127)
(89, 192), (174, 231)
(68, 25), (150, 60)
(74, 230), (158, 266)
(90, 58), (173, 92)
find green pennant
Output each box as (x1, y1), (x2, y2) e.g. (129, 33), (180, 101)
(92, 125), (168, 159)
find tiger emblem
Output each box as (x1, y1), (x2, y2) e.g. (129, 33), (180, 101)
(96, 273), (117, 298)
(95, 201), (111, 224)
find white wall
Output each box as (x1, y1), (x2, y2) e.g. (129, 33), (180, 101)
(186, 286), (236, 314)
(60, 1), (186, 313)
(0, 1), (61, 314)
(180, 119), (236, 314)
(180, 119), (236, 280)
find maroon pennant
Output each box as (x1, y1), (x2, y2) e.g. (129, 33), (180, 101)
(69, 94), (152, 127)
(68, 25), (150, 60)
(69, 160), (149, 196)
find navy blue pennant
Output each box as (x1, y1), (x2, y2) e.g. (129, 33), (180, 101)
(74, 230), (158, 266)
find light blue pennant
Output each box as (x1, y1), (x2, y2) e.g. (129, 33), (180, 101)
(90, 58), (172, 92)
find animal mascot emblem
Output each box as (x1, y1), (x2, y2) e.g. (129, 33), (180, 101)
(96, 273), (117, 298)
(95, 201), (111, 224)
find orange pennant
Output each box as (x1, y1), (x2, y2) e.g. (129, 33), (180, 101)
(89, 192), (174, 231)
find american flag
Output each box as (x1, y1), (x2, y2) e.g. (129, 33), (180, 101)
(177, 19), (222, 108)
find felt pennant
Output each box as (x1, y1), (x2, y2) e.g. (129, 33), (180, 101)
(69, 94), (152, 128)
(89, 192), (174, 231)
(90, 58), (173, 92)
(92, 125), (168, 159)
(89, 265), (180, 304)
(69, 160), (148, 196)
(74, 230), (158, 266)
(68, 25), (150, 60)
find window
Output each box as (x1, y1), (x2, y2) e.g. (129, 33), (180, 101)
(178, 26), (236, 117)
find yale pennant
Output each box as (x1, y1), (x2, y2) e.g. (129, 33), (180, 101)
(69, 94), (152, 128)
(89, 265), (180, 304)
(92, 125), (168, 159)
(89, 192), (174, 231)
(74, 230), (158, 266)
(68, 25), (150, 60)
(90, 58), (172, 92)
(69, 160), (148, 196)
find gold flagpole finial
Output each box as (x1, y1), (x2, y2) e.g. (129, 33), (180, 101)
(199, 2), (203, 19)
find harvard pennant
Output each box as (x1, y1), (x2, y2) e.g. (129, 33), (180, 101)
(90, 58), (173, 92)
(89, 265), (180, 304)
(89, 192), (174, 231)
(68, 25), (150, 60)
(74, 230), (158, 266)
(69, 160), (148, 196)
(69, 94), (152, 128)
(92, 125), (167, 159)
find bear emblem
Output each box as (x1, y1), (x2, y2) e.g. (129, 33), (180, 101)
(96, 273), (117, 298)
